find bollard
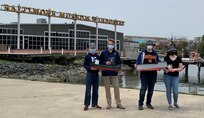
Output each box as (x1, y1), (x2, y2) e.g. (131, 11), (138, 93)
(8, 46), (11, 53)
(40, 47), (43, 54)
(61, 48), (64, 55)
(49, 48), (51, 54)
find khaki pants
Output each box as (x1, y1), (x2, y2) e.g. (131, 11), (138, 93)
(102, 76), (121, 106)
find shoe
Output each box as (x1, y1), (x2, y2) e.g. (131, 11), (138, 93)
(146, 104), (154, 109)
(84, 105), (89, 111)
(138, 106), (143, 110)
(117, 104), (125, 109)
(92, 105), (102, 109)
(106, 105), (111, 109)
(174, 103), (180, 108)
(168, 105), (173, 110)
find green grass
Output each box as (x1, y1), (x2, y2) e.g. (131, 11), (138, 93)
(0, 59), (14, 64)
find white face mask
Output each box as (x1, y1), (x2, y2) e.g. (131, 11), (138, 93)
(147, 45), (153, 50)
(107, 45), (114, 50)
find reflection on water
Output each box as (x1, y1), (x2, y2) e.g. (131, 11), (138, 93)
(120, 65), (204, 95)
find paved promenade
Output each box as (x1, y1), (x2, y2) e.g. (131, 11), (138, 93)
(0, 78), (203, 118)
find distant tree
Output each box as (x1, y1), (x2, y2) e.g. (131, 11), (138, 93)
(198, 35), (204, 58)
(188, 41), (197, 51)
(170, 39), (188, 57)
(156, 41), (170, 54)
(139, 43), (146, 51)
(178, 41), (188, 50)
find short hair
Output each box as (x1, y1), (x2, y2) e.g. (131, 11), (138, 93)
(146, 40), (156, 45)
(107, 38), (115, 44)
(89, 43), (96, 49)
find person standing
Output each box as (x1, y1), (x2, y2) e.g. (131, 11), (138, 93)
(135, 40), (160, 110)
(163, 46), (184, 110)
(100, 38), (125, 109)
(83, 43), (102, 111)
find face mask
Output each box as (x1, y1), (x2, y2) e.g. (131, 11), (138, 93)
(147, 45), (153, 50)
(108, 45), (114, 50)
(168, 51), (176, 56)
(90, 49), (96, 54)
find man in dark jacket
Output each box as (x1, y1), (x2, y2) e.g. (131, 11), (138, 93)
(83, 43), (101, 111)
(100, 38), (125, 109)
(135, 40), (160, 110)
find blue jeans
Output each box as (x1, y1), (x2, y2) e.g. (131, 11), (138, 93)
(164, 74), (179, 105)
(139, 73), (157, 106)
(84, 72), (99, 106)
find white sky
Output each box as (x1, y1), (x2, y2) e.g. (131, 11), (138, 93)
(0, 0), (204, 40)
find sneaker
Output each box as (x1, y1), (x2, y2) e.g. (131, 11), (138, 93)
(138, 106), (143, 110)
(84, 105), (89, 111)
(117, 104), (125, 109)
(146, 104), (154, 109)
(92, 105), (102, 109)
(168, 105), (173, 110)
(106, 105), (111, 109)
(174, 103), (180, 108)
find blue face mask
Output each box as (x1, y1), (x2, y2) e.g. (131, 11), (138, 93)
(90, 49), (96, 54)
(107, 45), (114, 50)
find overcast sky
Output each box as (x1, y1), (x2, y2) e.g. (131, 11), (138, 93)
(0, 0), (204, 40)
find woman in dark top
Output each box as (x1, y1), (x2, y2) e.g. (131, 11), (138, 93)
(163, 46), (184, 110)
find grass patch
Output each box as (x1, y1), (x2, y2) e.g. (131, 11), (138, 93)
(0, 59), (14, 64)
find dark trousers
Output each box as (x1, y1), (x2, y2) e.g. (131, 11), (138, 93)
(139, 73), (157, 106)
(84, 72), (99, 106)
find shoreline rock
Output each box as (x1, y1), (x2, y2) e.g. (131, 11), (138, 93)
(0, 59), (133, 83)
(0, 61), (87, 83)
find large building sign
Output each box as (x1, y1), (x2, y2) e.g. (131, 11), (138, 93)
(0, 4), (125, 26)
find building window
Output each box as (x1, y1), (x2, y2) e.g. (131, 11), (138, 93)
(3, 29), (6, 34)
(45, 32), (48, 36)
(98, 40), (107, 50)
(20, 30), (24, 34)
(69, 38), (74, 50)
(69, 30), (90, 38)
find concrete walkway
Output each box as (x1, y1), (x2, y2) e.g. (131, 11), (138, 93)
(0, 78), (203, 118)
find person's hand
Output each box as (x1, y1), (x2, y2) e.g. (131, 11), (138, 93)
(168, 68), (177, 72)
(91, 67), (98, 70)
(110, 59), (114, 63)
(106, 61), (112, 65)
(164, 69), (170, 73)
(163, 68), (170, 73)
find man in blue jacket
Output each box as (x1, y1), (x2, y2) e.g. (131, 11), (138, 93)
(100, 38), (125, 109)
(83, 43), (101, 111)
(135, 40), (160, 110)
